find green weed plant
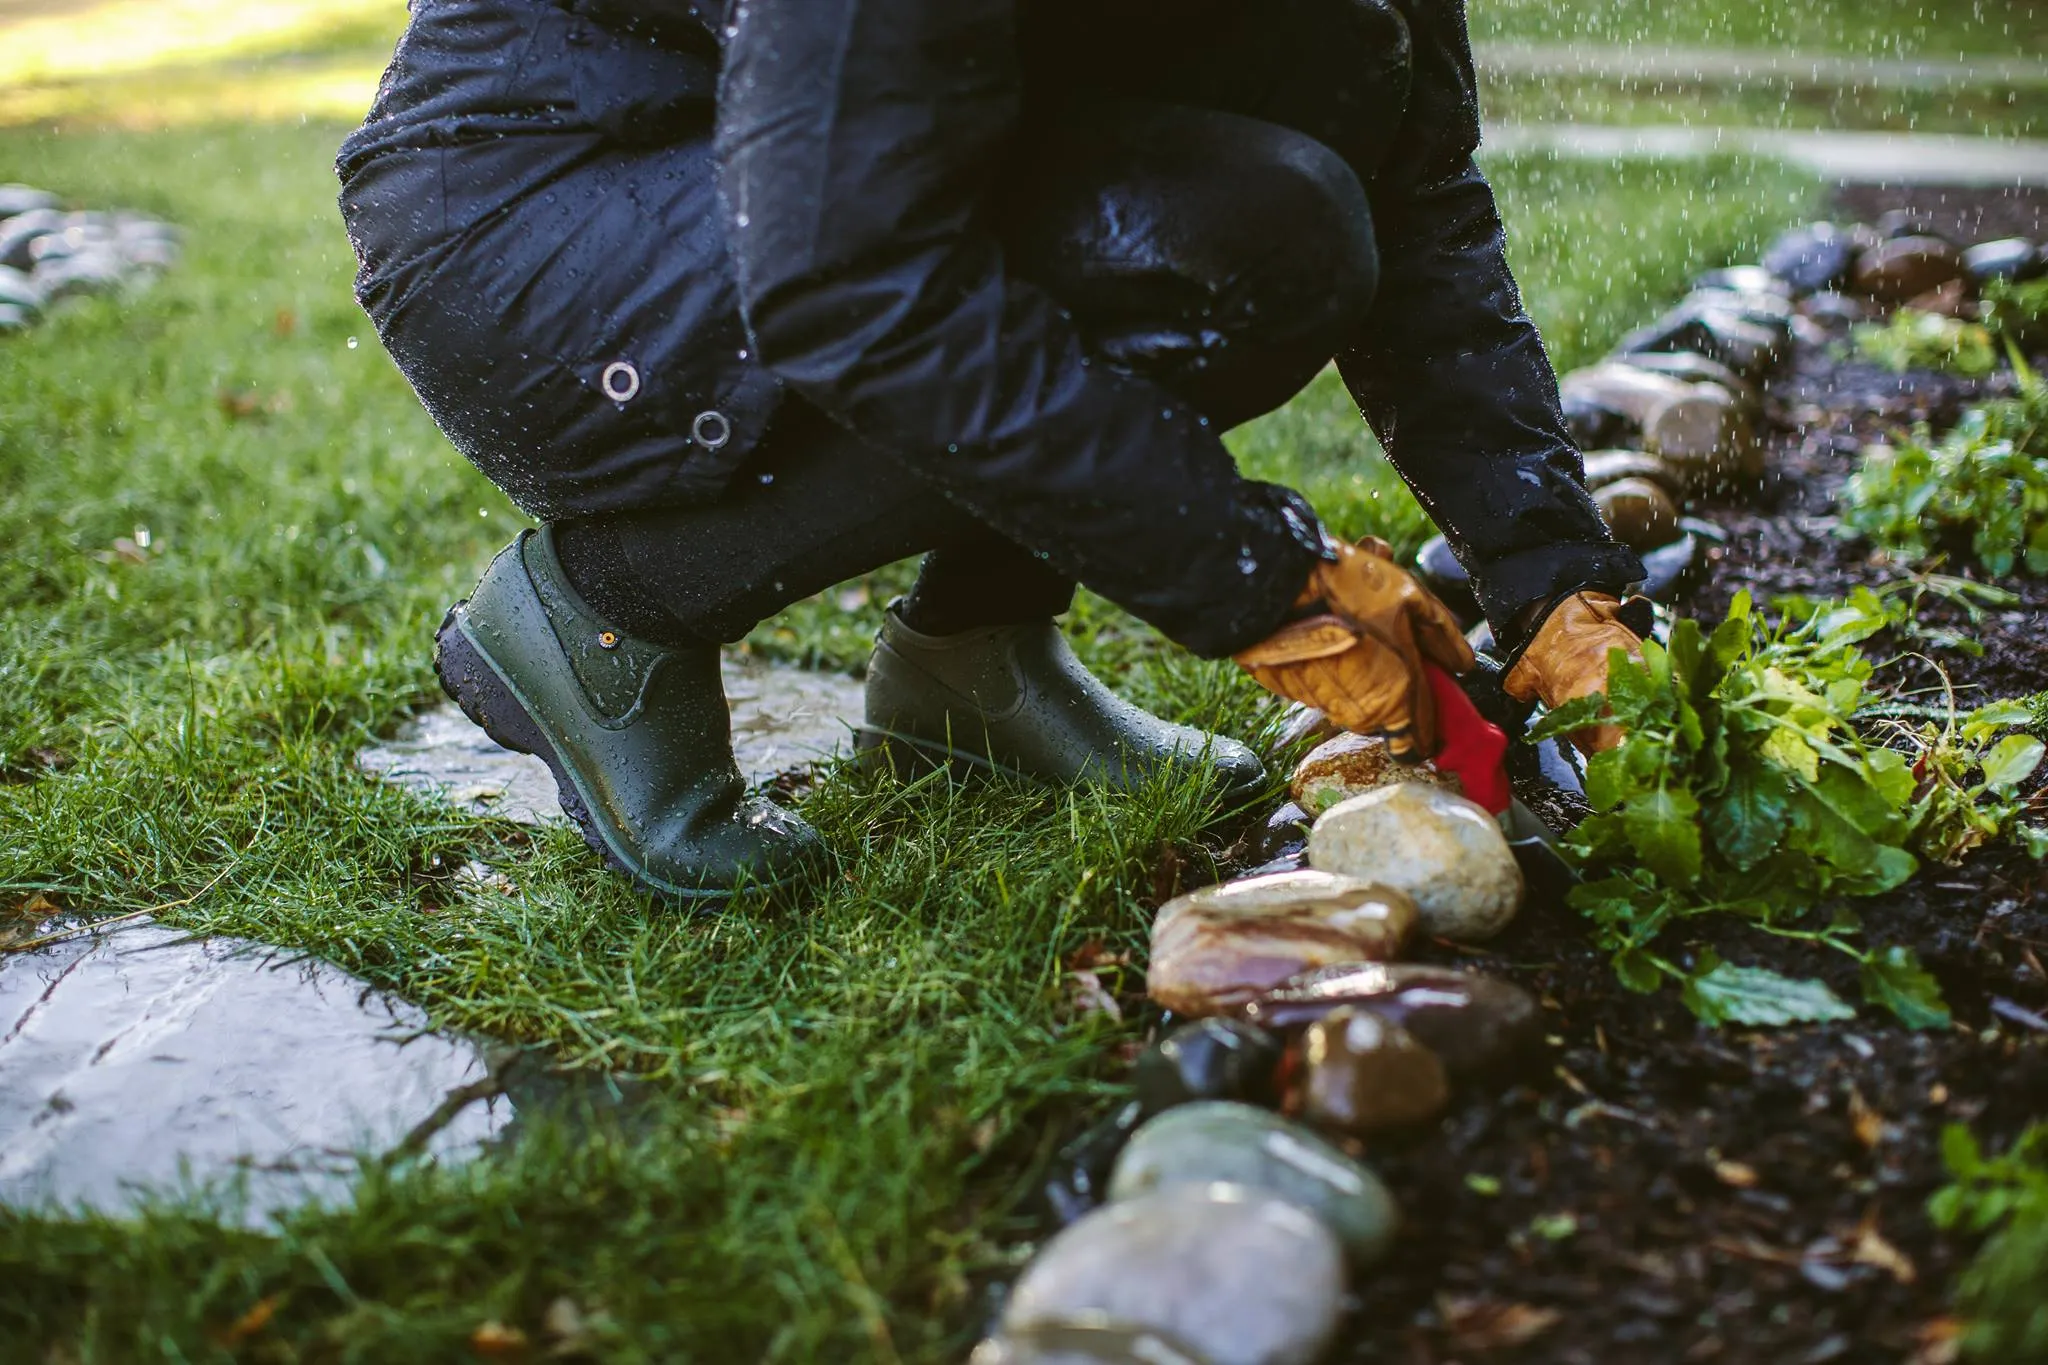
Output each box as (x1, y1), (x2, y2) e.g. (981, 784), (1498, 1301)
(1932, 1123), (2048, 1361)
(1843, 379), (2048, 577)
(1851, 308), (1999, 379)
(1983, 274), (2048, 355)
(1533, 591), (2044, 1030)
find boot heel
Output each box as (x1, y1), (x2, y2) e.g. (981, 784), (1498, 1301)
(433, 604), (610, 858)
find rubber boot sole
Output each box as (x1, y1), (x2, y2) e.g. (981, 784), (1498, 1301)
(433, 602), (757, 905)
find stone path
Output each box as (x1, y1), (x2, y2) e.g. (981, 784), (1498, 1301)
(1484, 123), (2048, 186)
(360, 653), (867, 825)
(0, 921), (507, 1224)
(1472, 43), (2048, 90)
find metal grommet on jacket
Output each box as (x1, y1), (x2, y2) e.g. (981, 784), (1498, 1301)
(601, 360), (641, 403)
(692, 409), (731, 451)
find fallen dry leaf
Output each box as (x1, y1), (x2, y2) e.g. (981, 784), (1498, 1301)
(1713, 1159), (1760, 1189)
(216, 1295), (279, 1345)
(1848, 1086), (1886, 1149)
(1908, 1317), (1963, 1365)
(1065, 968), (1123, 1023)
(470, 1320), (529, 1358)
(1854, 1215), (1918, 1284)
(1063, 938), (1130, 973)
(1438, 1295), (1563, 1352)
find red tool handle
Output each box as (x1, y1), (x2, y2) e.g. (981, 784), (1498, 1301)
(1423, 663), (1511, 815)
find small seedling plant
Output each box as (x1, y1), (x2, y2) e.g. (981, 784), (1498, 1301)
(1851, 308), (1999, 378)
(1931, 1123), (2048, 1359)
(1843, 370), (2048, 576)
(1533, 592), (2044, 1029)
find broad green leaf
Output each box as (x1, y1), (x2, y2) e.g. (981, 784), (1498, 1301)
(1981, 735), (2046, 794)
(1761, 727), (1821, 782)
(1581, 747), (1631, 812)
(1682, 962), (1857, 1028)
(1813, 761), (1909, 837)
(1967, 698), (2036, 730)
(1604, 650), (1660, 725)
(1623, 786), (1703, 886)
(1866, 747), (1917, 809)
(1704, 758), (1790, 872)
(1614, 948), (1664, 993)
(1527, 693), (1608, 744)
(1860, 946), (1952, 1031)
(1941, 1122), (1984, 1180)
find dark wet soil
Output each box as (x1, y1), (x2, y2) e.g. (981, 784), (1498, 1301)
(1060, 198), (2048, 1364)
(1322, 212), (2048, 1365)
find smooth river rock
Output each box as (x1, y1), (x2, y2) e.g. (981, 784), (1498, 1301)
(1964, 237), (2044, 285)
(0, 208), (63, 272)
(1852, 236), (1966, 304)
(1693, 265), (1787, 298)
(1148, 870), (1418, 1015)
(1002, 1184), (1347, 1365)
(1236, 963), (1543, 1082)
(1135, 1019), (1284, 1115)
(972, 1322), (1218, 1365)
(1289, 732), (1461, 815)
(1762, 222), (1855, 295)
(1614, 300), (1786, 379)
(0, 184), (58, 217)
(1610, 350), (1758, 411)
(1245, 801), (1312, 873)
(1109, 1101), (1400, 1266)
(0, 920), (507, 1223)
(1295, 1008), (1450, 1136)
(1579, 449), (1685, 499)
(1558, 364), (1755, 478)
(1307, 785), (1523, 942)
(1594, 477), (1682, 550)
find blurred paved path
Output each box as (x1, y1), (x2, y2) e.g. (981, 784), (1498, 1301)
(1474, 44), (2048, 89)
(1484, 123), (2048, 186)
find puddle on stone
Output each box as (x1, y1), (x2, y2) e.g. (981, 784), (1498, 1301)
(360, 654), (865, 825)
(0, 920), (509, 1225)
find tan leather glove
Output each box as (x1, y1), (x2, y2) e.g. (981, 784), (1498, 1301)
(1502, 591), (1649, 754)
(1235, 538), (1476, 761)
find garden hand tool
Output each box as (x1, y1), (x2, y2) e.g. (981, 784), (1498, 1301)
(1234, 536), (1475, 762)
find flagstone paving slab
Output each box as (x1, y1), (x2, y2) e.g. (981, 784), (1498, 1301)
(0, 921), (508, 1223)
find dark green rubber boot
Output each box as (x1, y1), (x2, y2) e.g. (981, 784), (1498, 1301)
(857, 605), (1266, 804)
(434, 527), (826, 903)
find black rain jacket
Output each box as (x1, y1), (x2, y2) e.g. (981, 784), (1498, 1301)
(341, 0), (1641, 657)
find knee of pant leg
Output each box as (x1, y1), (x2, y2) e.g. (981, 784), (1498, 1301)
(1240, 130), (1379, 352)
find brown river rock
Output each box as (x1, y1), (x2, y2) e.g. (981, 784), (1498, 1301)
(1289, 732), (1460, 815)
(1148, 871), (1418, 1016)
(1852, 235), (1965, 304)
(1294, 1007), (1450, 1135)
(1579, 449), (1685, 499)
(1594, 477), (1682, 550)
(1237, 963), (1543, 1082)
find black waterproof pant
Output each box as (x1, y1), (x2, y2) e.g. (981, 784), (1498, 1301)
(539, 98), (1376, 645)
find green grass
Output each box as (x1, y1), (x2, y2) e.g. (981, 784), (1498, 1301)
(0, 121), (1820, 1361)
(1469, 0), (2048, 57)
(1481, 73), (2048, 141)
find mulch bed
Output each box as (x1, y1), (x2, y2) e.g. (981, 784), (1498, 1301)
(1316, 196), (2048, 1365)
